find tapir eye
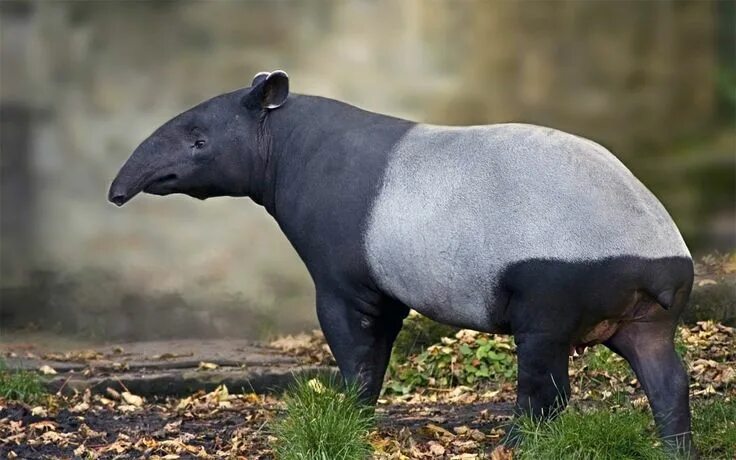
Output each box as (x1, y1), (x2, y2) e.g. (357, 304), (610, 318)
(193, 139), (206, 149)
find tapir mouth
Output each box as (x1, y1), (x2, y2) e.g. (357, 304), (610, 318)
(108, 172), (180, 206)
(143, 173), (179, 195)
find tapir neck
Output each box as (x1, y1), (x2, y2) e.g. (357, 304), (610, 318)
(258, 95), (412, 215)
(256, 94), (415, 265)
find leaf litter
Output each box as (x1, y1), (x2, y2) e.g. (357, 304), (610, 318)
(0, 321), (732, 458)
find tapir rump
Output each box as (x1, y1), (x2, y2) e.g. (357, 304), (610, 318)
(109, 71), (695, 456)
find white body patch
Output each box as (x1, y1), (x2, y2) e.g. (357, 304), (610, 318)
(364, 123), (689, 330)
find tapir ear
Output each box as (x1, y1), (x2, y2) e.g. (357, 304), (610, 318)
(251, 71), (269, 87)
(261, 71), (289, 109)
(244, 70), (289, 111)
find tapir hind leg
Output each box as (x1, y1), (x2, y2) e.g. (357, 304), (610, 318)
(316, 290), (408, 404)
(604, 314), (696, 457)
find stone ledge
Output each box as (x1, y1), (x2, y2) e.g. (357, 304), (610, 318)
(45, 365), (338, 397)
(1, 339), (336, 397)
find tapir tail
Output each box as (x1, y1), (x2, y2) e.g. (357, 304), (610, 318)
(644, 257), (694, 311)
(652, 289), (676, 310)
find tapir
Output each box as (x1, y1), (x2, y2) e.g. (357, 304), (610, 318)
(109, 71), (696, 455)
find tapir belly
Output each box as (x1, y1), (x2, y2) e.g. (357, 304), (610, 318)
(363, 123), (689, 331)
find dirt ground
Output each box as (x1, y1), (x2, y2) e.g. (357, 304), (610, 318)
(0, 333), (517, 459)
(0, 392), (515, 459)
(1, 319), (733, 459)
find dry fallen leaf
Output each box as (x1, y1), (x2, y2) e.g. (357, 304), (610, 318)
(106, 387), (121, 400)
(70, 402), (89, 413)
(39, 365), (57, 375)
(422, 423), (455, 440)
(428, 441), (446, 455)
(721, 366), (735, 383)
(29, 421), (58, 432)
(31, 406), (47, 417)
(198, 361), (219, 371)
(121, 391), (144, 407)
(490, 445), (514, 460)
(307, 378), (326, 394)
(176, 396), (193, 411)
(117, 403), (140, 413)
(73, 444), (97, 458)
(269, 330), (334, 365)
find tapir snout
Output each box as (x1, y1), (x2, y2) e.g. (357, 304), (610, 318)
(108, 156), (145, 207)
(108, 131), (189, 206)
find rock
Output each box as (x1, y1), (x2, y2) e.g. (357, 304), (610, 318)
(685, 274), (736, 326)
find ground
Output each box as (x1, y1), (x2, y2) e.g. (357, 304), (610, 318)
(1, 320), (734, 459)
(0, 391), (516, 459)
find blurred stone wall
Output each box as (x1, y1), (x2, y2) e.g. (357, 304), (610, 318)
(429, 1), (716, 152)
(0, 0), (723, 338)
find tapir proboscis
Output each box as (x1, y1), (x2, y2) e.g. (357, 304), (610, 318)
(109, 71), (696, 456)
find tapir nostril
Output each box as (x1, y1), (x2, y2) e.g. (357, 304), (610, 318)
(110, 193), (127, 207)
(108, 183), (129, 206)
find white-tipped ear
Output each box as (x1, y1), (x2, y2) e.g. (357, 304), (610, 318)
(243, 70), (290, 110)
(251, 71), (269, 87)
(262, 70), (289, 110)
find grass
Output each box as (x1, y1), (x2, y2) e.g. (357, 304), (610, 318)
(270, 377), (375, 460)
(515, 406), (665, 460)
(691, 398), (736, 460)
(0, 359), (47, 404)
(514, 399), (736, 460)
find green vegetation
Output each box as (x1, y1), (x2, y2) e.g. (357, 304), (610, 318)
(513, 399), (736, 460)
(391, 312), (458, 362)
(674, 328), (689, 358)
(387, 329), (515, 394)
(0, 360), (46, 404)
(516, 407), (665, 460)
(717, 67), (736, 119)
(692, 398), (736, 460)
(383, 316), (734, 457)
(270, 377), (375, 460)
(581, 346), (630, 376)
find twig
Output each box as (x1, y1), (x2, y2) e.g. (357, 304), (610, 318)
(55, 375), (73, 396)
(114, 376), (130, 393)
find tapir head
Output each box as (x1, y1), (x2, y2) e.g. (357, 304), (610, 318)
(108, 71), (289, 206)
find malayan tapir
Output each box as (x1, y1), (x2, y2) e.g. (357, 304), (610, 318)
(109, 71), (696, 455)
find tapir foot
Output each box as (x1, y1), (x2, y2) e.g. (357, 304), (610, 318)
(315, 290), (408, 405)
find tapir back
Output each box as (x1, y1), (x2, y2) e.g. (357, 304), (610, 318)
(364, 123), (690, 329)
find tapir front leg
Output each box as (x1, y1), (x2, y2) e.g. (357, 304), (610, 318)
(316, 290), (408, 404)
(514, 332), (571, 418)
(502, 331), (571, 446)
